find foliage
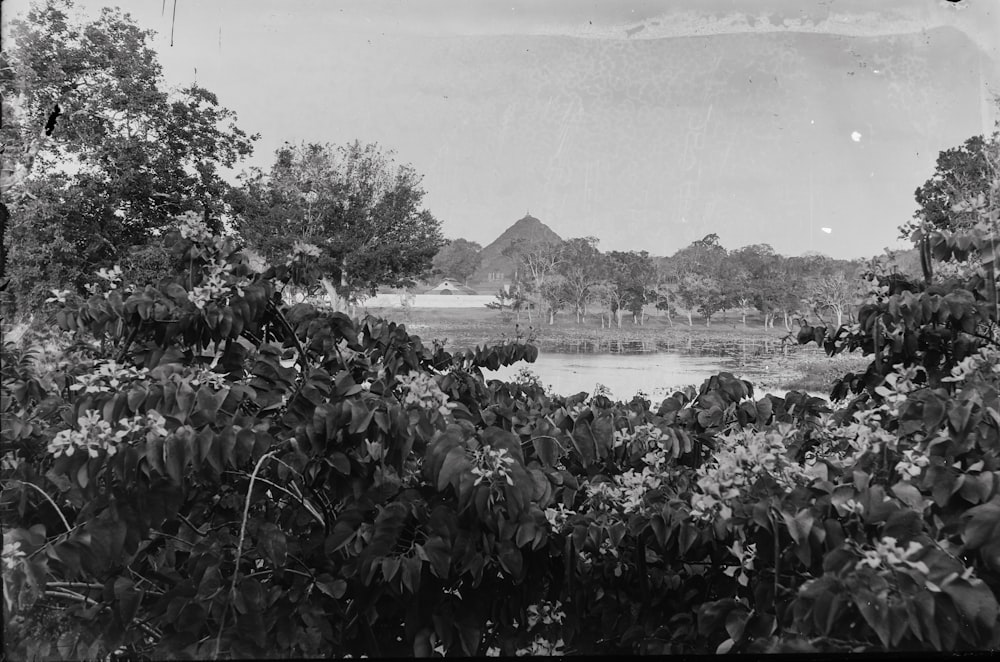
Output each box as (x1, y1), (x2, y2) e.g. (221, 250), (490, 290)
(1, 0), (257, 310)
(556, 237), (606, 324)
(431, 239), (482, 285)
(5, 210), (999, 659)
(501, 238), (563, 324)
(232, 141), (445, 304)
(901, 129), (999, 240)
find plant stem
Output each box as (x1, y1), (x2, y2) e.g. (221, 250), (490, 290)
(215, 449), (277, 661)
(10, 480), (71, 532)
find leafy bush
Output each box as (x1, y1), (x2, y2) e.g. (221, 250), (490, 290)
(3, 209), (999, 659)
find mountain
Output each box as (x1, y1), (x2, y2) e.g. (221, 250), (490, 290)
(470, 214), (563, 284)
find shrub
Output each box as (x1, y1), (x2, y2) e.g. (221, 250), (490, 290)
(2, 211), (998, 659)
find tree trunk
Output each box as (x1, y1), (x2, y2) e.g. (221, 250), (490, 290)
(741, 311), (747, 326)
(686, 312), (693, 326)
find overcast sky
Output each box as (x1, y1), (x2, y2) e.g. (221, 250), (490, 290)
(6, 0), (999, 259)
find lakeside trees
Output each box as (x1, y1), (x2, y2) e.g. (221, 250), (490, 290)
(472, 229), (865, 329)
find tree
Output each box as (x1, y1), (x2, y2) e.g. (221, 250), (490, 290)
(538, 274), (569, 325)
(557, 237), (606, 323)
(604, 250), (657, 326)
(234, 141), (446, 309)
(731, 244), (786, 328)
(432, 238), (482, 284)
(1, 0), (256, 307)
(502, 238), (563, 323)
(807, 273), (858, 328)
(902, 131), (999, 240)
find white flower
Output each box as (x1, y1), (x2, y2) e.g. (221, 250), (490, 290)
(177, 211), (213, 242)
(2, 540), (26, 571)
(45, 289), (72, 304)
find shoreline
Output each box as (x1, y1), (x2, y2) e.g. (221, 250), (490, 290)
(369, 307), (871, 397)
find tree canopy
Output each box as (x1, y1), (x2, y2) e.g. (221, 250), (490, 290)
(432, 239), (482, 284)
(233, 141), (445, 304)
(1, 0), (257, 306)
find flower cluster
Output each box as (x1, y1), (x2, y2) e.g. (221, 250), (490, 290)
(177, 211), (214, 243)
(515, 636), (566, 656)
(722, 539), (757, 587)
(613, 422), (666, 452)
(396, 371), (456, 417)
(941, 346), (1000, 384)
(543, 503), (577, 532)
(873, 364), (926, 415)
(690, 427), (812, 521)
(70, 360), (150, 394)
(895, 448), (930, 479)
(2, 540), (26, 572)
(47, 410), (168, 458)
(854, 536), (930, 576)
(187, 261), (250, 310)
(525, 599), (565, 629)
(239, 247), (270, 274)
(470, 446), (516, 488)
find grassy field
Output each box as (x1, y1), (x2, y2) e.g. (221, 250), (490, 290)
(365, 305), (870, 396)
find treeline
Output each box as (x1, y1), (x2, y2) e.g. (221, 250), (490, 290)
(434, 233), (865, 330)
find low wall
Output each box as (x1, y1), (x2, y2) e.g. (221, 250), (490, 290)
(363, 294), (498, 309)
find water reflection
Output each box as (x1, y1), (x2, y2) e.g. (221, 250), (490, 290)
(542, 336), (783, 357)
(482, 350), (728, 400)
(482, 338), (821, 401)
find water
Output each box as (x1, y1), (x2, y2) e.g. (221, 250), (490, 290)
(482, 350), (729, 400)
(480, 342), (829, 402)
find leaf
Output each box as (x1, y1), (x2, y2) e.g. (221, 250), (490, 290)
(163, 433), (186, 484)
(891, 481), (926, 511)
(401, 556), (422, 594)
(423, 537), (451, 579)
(962, 498), (1000, 549)
(851, 590), (890, 648)
(314, 574), (347, 599)
(781, 509), (814, 545)
(942, 577), (999, 632)
(532, 435), (560, 469)
(257, 522), (287, 567)
(570, 421), (596, 467)
(458, 623), (482, 657)
(328, 451), (351, 476)
(725, 607), (749, 641)
(497, 540), (523, 578)
(437, 445), (470, 492)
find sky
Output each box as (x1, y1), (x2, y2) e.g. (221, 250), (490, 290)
(5, 0), (1000, 259)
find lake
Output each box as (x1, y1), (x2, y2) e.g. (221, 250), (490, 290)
(480, 342), (828, 401)
(482, 350), (731, 400)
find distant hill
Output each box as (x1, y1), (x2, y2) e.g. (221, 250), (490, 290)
(471, 214), (562, 285)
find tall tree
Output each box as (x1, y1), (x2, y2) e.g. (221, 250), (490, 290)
(502, 238), (563, 323)
(605, 250), (657, 326)
(234, 141), (445, 307)
(432, 238), (482, 284)
(557, 237), (606, 323)
(902, 130), (999, 240)
(807, 273), (860, 328)
(1, 0), (256, 306)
